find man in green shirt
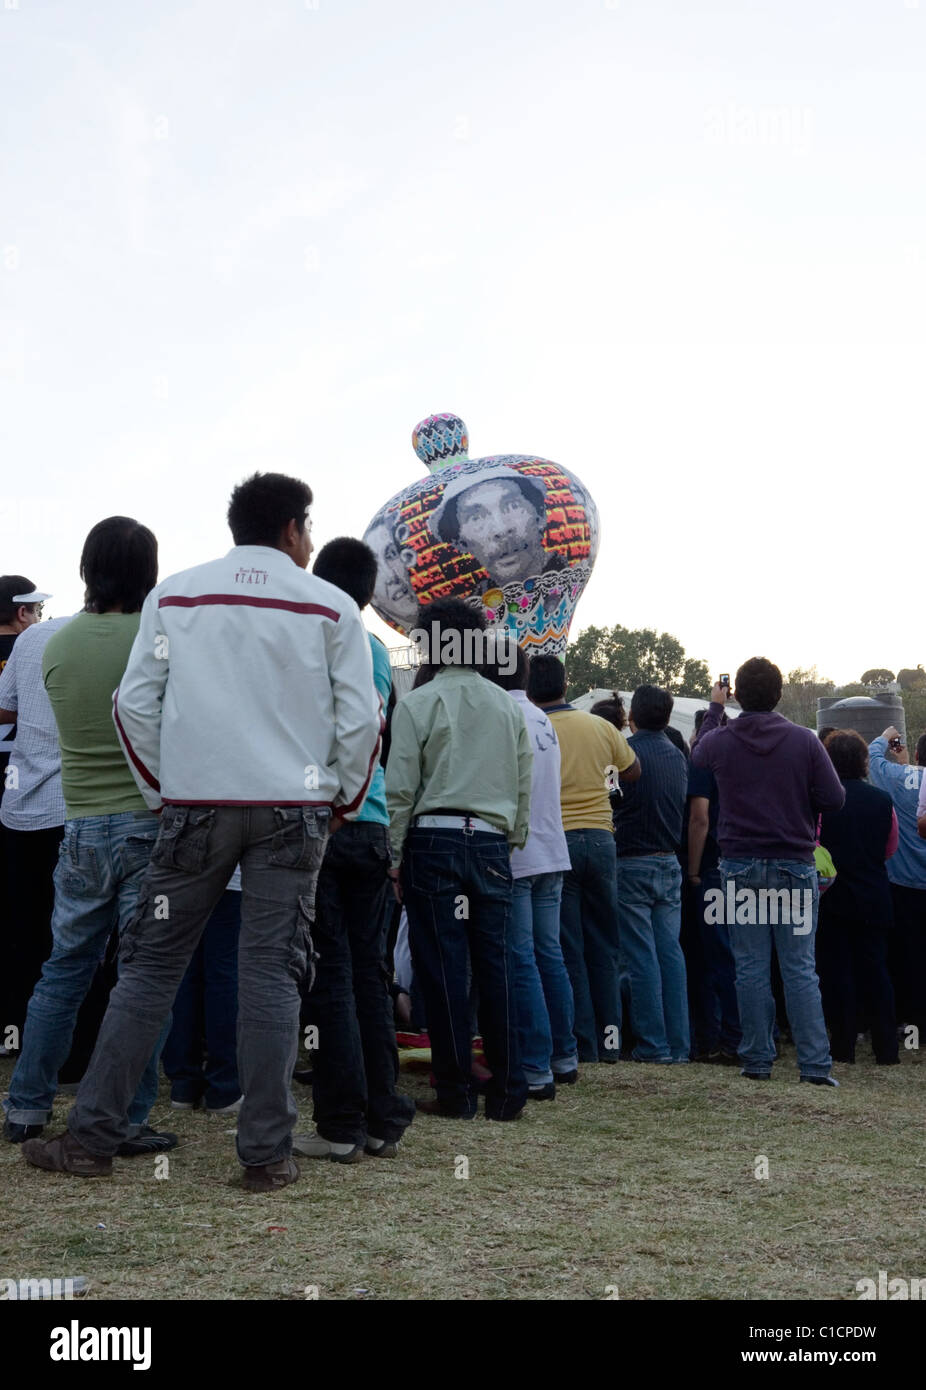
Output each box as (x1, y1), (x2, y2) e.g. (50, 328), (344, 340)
(3, 518), (175, 1153)
(386, 599), (532, 1120)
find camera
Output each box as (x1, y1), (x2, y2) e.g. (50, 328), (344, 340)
(888, 736), (903, 752)
(719, 673), (730, 689)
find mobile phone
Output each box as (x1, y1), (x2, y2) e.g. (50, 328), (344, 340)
(889, 736), (903, 751)
(719, 673), (730, 688)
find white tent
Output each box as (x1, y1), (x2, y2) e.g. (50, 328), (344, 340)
(570, 689), (739, 747)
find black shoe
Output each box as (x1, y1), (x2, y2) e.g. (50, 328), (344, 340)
(741, 1071), (771, 1081)
(415, 1099), (475, 1119)
(553, 1069), (578, 1085)
(799, 1074), (839, 1087)
(876, 1057), (900, 1066)
(292, 1068), (314, 1086)
(527, 1082), (556, 1101)
(116, 1126), (179, 1156)
(4, 1118), (44, 1144)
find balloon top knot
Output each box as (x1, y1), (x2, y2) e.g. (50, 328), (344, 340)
(412, 413), (469, 471)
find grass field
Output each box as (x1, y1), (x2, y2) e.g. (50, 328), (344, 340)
(2, 1046), (923, 1301)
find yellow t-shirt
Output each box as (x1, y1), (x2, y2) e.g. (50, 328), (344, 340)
(548, 707), (635, 833)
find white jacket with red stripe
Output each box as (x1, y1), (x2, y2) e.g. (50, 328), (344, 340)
(113, 545), (383, 815)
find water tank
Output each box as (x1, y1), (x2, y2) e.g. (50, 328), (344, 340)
(816, 694), (905, 744)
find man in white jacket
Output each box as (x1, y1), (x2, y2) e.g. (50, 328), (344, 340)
(23, 473), (382, 1192)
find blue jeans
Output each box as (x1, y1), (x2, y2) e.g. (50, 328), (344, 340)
(719, 857), (830, 1077)
(559, 829), (622, 1062)
(4, 812), (169, 1127)
(617, 854), (689, 1061)
(510, 872), (578, 1085)
(161, 889), (242, 1109)
(402, 827), (526, 1119)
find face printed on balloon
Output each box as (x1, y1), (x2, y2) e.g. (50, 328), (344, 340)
(363, 516), (419, 632)
(364, 414), (599, 655)
(436, 477), (548, 589)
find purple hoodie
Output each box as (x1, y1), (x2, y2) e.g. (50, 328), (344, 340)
(690, 703), (845, 863)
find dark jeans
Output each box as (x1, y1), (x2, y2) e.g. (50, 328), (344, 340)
(305, 821), (414, 1145)
(559, 828), (621, 1062)
(816, 906), (898, 1063)
(888, 883), (926, 1029)
(0, 825), (63, 1042)
(161, 889), (242, 1109)
(402, 826), (526, 1119)
(67, 805), (329, 1166)
(682, 869), (741, 1056)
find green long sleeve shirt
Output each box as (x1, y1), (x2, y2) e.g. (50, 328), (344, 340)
(386, 667), (533, 860)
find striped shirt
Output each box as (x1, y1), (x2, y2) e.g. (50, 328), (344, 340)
(0, 616), (73, 831)
(613, 727), (688, 857)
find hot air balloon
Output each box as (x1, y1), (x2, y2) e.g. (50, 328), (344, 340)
(363, 414), (599, 657)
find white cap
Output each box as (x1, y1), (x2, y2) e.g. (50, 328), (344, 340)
(11, 590), (51, 603)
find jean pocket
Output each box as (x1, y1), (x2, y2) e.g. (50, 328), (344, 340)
(119, 827), (158, 879)
(56, 826), (103, 897)
(119, 895), (149, 965)
(269, 807), (331, 871)
(719, 858), (756, 882)
(151, 807), (215, 874)
(779, 863), (818, 935)
(371, 833), (391, 867)
(290, 895), (320, 991)
(406, 848), (457, 894)
(480, 842), (512, 887)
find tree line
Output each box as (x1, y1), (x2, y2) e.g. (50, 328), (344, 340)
(564, 624), (711, 702)
(563, 630), (926, 737)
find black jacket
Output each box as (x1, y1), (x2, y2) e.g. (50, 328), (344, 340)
(819, 778), (895, 925)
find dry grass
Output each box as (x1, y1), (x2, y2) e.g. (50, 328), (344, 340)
(2, 1046), (923, 1301)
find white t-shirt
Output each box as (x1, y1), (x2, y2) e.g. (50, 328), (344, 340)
(508, 690), (571, 880)
(918, 774), (926, 822)
(0, 616), (73, 831)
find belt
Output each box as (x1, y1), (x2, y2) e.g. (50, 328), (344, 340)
(413, 814), (501, 836)
(618, 851), (678, 859)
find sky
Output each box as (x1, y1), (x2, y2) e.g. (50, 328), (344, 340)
(1, 0), (923, 685)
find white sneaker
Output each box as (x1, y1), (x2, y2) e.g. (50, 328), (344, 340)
(170, 1098), (203, 1111)
(292, 1130), (363, 1163)
(206, 1096), (243, 1115)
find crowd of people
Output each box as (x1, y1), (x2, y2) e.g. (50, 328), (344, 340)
(1, 471), (924, 1192)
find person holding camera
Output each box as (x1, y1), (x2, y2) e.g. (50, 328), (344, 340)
(868, 725), (926, 1039)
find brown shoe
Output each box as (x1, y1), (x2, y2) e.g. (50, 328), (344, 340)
(242, 1155), (300, 1192)
(21, 1130), (113, 1177)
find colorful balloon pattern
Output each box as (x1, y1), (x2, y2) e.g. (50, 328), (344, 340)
(363, 414), (599, 656)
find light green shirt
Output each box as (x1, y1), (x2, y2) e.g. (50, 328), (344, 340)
(43, 612), (149, 819)
(386, 667), (532, 859)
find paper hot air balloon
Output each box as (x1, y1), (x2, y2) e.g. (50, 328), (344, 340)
(363, 413), (599, 657)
